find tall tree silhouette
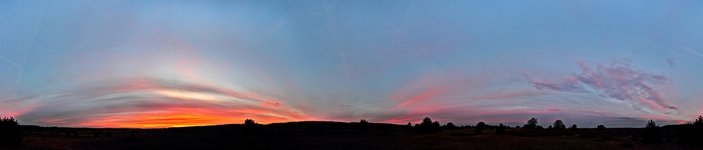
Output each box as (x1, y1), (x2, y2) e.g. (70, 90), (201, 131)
(0, 117), (23, 147)
(525, 117), (538, 129)
(643, 119), (661, 143)
(419, 117), (440, 133)
(553, 120), (566, 129)
(475, 122), (486, 134)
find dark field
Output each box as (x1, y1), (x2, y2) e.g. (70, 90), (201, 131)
(4, 123), (702, 150)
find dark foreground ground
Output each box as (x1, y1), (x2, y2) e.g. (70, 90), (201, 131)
(4, 123), (703, 150)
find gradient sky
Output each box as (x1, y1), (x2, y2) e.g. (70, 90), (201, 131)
(1, 0), (703, 128)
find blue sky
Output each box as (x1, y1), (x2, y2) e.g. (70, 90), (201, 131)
(1, 0), (702, 128)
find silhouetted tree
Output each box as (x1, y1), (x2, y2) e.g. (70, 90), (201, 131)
(547, 125), (553, 129)
(0, 117), (23, 147)
(553, 120), (566, 129)
(515, 125), (521, 129)
(432, 121), (441, 132)
(475, 122), (486, 134)
(570, 124), (577, 129)
(680, 115), (703, 144)
(643, 119), (661, 143)
(525, 117), (538, 129)
(445, 122), (455, 128)
(419, 117), (441, 133)
(407, 122), (412, 128)
(597, 125), (606, 130)
(536, 125), (544, 130)
(243, 119), (260, 134)
(496, 123), (506, 134)
(359, 119), (369, 130)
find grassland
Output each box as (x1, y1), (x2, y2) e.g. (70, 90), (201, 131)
(4, 124), (701, 150)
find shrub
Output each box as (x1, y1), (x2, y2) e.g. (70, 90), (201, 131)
(570, 124), (577, 130)
(406, 122), (412, 128)
(597, 125), (606, 130)
(0, 117), (23, 147)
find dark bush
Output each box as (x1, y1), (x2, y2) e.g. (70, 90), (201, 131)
(406, 122), (412, 128)
(570, 124), (577, 130)
(536, 125), (544, 130)
(0, 117), (23, 147)
(597, 125), (606, 130)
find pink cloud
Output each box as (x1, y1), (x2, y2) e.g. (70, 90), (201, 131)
(525, 59), (678, 110)
(544, 107), (564, 112)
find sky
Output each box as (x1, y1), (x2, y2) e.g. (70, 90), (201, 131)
(1, 0), (703, 128)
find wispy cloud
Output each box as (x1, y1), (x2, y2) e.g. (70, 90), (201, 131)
(14, 77), (310, 128)
(524, 59), (677, 110)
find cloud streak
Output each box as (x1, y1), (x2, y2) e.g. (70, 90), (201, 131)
(525, 59), (677, 110)
(14, 77), (311, 128)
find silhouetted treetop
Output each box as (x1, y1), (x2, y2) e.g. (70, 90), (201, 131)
(245, 119), (257, 125)
(0, 117), (23, 147)
(525, 117), (538, 129)
(360, 119), (368, 124)
(553, 119), (566, 129)
(643, 119), (661, 143)
(445, 122), (455, 128)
